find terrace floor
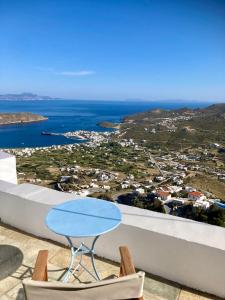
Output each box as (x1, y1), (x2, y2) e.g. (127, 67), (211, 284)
(0, 223), (222, 300)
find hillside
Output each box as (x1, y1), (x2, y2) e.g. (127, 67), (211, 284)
(98, 121), (120, 129)
(117, 103), (225, 149)
(0, 113), (48, 125)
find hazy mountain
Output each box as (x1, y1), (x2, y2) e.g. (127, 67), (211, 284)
(0, 93), (60, 100)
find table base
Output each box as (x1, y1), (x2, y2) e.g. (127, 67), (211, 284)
(62, 235), (100, 282)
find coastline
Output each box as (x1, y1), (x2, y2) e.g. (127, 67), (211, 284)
(97, 121), (121, 129)
(0, 118), (48, 126)
(0, 112), (47, 126)
(0, 100), (214, 149)
(2, 129), (118, 157)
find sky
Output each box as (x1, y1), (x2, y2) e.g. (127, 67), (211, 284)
(0, 0), (225, 101)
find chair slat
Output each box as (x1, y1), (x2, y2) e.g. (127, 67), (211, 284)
(119, 246), (144, 300)
(119, 246), (136, 275)
(32, 250), (48, 281)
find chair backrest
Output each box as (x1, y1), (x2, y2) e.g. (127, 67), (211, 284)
(23, 271), (145, 300)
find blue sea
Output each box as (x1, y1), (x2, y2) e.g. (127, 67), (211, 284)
(0, 100), (213, 148)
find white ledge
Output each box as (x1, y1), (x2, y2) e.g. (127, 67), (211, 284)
(0, 152), (17, 184)
(0, 180), (225, 298)
(120, 204), (225, 251)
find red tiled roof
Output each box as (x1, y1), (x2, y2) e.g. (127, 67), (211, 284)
(157, 191), (170, 196)
(188, 191), (204, 196)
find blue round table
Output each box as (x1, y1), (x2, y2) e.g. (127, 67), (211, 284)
(46, 198), (122, 281)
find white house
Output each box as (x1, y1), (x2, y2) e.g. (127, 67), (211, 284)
(103, 185), (111, 191)
(157, 191), (171, 201)
(169, 186), (183, 193)
(90, 182), (99, 188)
(135, 188), (145, 194)
(155, 176), (164, 182)
(188, 191), (206, 201)
(185, 186), (196, 192)
(121, 183), (129, 189)
(194, 200), (210, 209)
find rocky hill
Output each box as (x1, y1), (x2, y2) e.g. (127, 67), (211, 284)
(0, 113), (48, 125)
(118, 103), (225, 149)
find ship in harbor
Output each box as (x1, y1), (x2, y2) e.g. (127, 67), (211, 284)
(41, 131), (59, 136)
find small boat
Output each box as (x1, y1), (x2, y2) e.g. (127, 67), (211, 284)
(41, 131), (52, 135)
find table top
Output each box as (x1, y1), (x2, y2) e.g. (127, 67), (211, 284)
(46, 198), (122, 238)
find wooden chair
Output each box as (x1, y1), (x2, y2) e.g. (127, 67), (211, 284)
(23, 246), (144, 300)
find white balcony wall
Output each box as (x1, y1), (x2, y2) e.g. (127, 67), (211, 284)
(0, 179), (225, 298)
(0, 152), (17, 184)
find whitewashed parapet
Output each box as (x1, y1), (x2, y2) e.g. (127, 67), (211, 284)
(0, 152), (17, 184)
(0, 180), (224, 298)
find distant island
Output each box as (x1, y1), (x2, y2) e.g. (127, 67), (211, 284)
(0, 113), (48, 125)
(0, 93), (60, 100)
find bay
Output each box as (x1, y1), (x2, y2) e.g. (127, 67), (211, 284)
(0, 100), (213, 148)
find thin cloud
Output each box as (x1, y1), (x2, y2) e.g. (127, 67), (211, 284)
(58, 70), (95, 76)
(35, 67), (95, 76)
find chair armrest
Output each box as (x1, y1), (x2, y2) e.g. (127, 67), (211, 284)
(32, 250), (48, 281)
(119, 246), (144, 300)
(119, 246), (136, 276)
